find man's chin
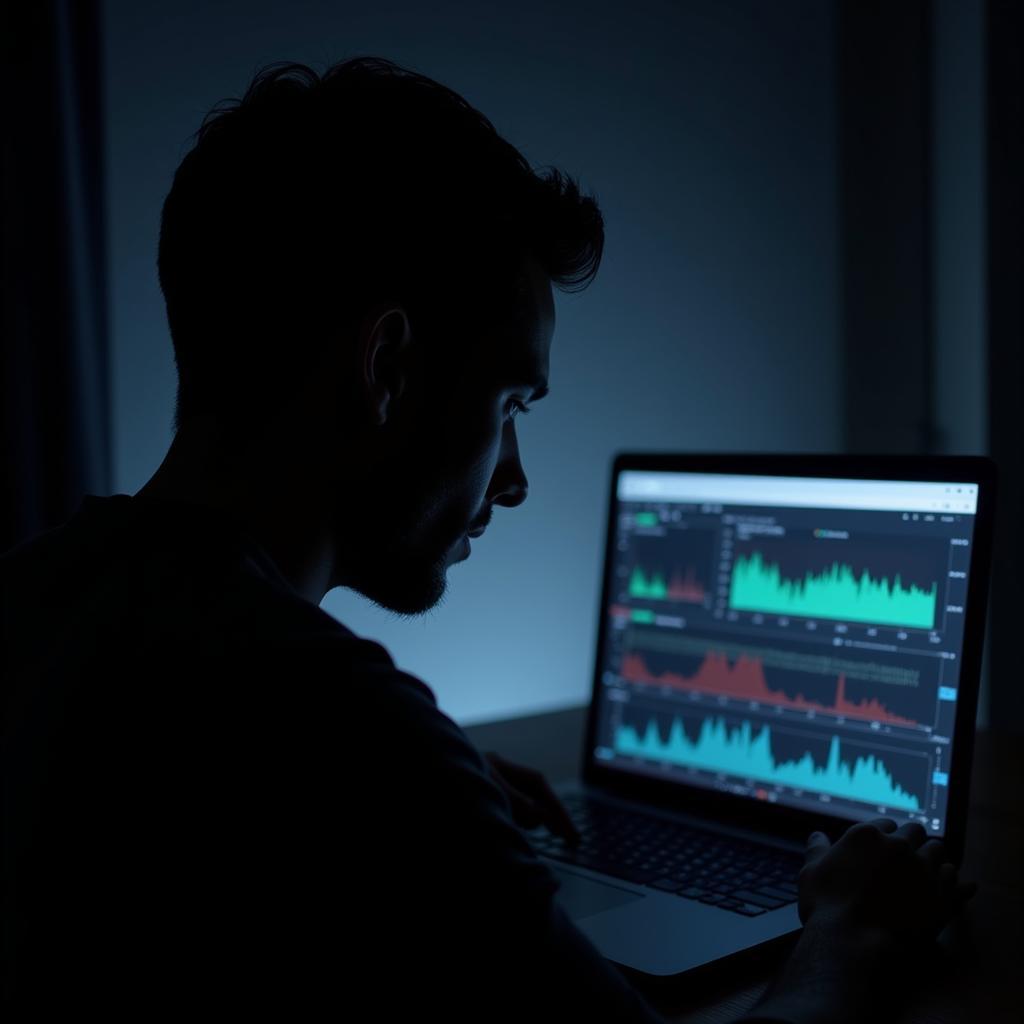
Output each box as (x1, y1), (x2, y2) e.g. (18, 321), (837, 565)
(353, 554), (453, 618)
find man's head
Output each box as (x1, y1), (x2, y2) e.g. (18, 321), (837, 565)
(153, 58), (603, 614)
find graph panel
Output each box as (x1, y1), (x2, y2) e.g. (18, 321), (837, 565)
(623, 529), (717, 607)
(620, 632), (939, 727)
(613, 708), (929, 812)
(727, 536), (949, 629)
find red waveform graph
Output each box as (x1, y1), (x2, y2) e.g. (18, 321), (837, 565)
(621, 650), (917, 726)
(667, 567), (706, 603)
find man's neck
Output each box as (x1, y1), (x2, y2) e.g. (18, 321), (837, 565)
(135, 421), (335, 605)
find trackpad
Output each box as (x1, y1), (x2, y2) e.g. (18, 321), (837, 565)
(551, 866), (647, 921)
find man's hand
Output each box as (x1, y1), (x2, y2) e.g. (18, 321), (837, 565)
(799, 817), (976, 944)
(752, 819), (978, 1024)
(482, 752), (581, 844)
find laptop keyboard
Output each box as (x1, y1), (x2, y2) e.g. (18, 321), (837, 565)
(529, 794), (803, 918)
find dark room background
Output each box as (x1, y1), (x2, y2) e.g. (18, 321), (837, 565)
(107, 0), (846, 725)
(5, 0), (1018, 730)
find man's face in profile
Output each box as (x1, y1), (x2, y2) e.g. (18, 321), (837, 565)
(334, 258), (555, 617)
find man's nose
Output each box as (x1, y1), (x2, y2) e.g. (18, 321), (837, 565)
(489, 448), (528, 509)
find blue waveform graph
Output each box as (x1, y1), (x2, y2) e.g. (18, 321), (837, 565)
(614, 715), (922, 810)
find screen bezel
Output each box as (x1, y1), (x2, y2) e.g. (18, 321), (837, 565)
(581, 452), (996, 865)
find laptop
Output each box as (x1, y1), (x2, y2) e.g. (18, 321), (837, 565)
(528, 453), (996, 978)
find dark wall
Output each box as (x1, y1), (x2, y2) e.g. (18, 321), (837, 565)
(102, 0), (840, 723)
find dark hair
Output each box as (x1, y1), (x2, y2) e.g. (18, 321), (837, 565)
(157, 57), (604, 433)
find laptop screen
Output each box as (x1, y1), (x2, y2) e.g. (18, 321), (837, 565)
(592, 470), (980, 836)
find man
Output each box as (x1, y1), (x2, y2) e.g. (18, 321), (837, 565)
(1, 58), (973, 1019)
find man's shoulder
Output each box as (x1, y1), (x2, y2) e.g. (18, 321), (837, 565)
(188, 586), (441, 710)
(219, 606), (470, 766)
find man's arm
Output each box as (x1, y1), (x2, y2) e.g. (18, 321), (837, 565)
(343, 655), (810, 1023)
(2, 630), (968, 1021)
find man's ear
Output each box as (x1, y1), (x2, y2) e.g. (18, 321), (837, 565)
(360, 306), (413, 425)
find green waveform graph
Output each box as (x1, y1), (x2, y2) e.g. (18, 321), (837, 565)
(629, 566), (668, 599)
(729, 551), (938, 630)
(614, 715), (921, 811)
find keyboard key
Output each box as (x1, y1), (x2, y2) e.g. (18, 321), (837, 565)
(699, 894), (726, 906)
(650, 878), (684, 892)
(753, 886), (799, 904)
(733, 904), (767, 917)
(731, 890), (787, 910)
(678, 887), (708, 899)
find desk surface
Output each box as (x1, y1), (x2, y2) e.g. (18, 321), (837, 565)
(465, 706), (1022, 1024)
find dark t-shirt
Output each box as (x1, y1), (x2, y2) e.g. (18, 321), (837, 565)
(0, 495), (789, 1019)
